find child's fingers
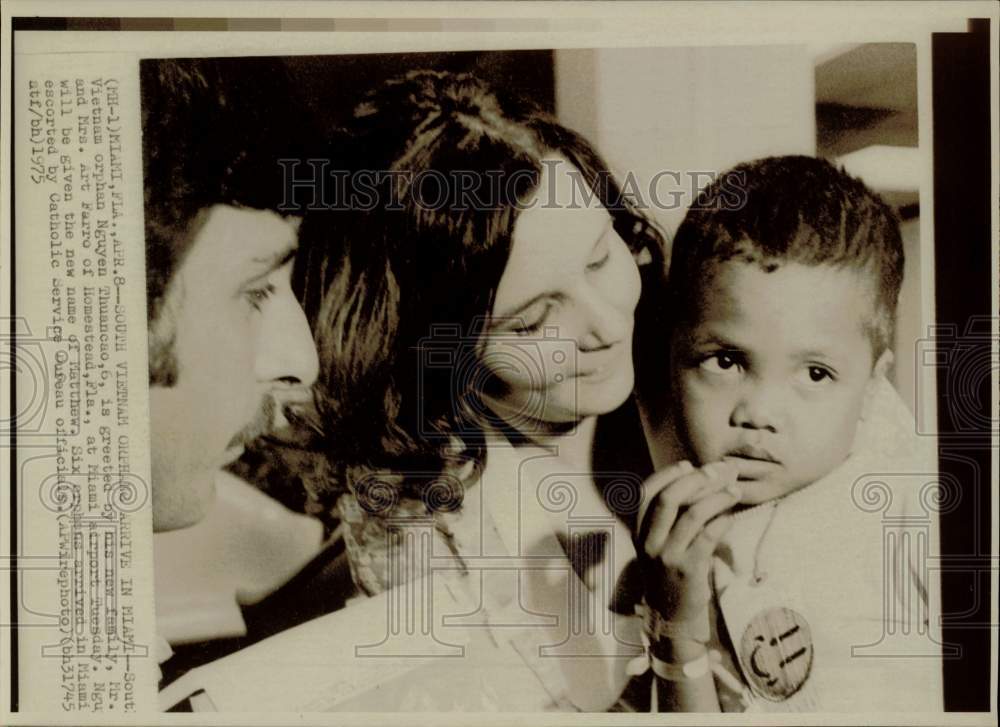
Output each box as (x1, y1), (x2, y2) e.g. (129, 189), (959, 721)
(640, 463), (738, 558)
(661, 483), (742, 559)
(688, 512), (735, 562)
(684, 461), (739, 503)
(637, 460), (737, 539)
(640, 465), (730, 558)
(635, 459), (695, 536)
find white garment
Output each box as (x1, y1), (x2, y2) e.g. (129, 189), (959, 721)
(439, 438), (645, 711)
(161, 437), (643, 712)
(710, 378), (944, 712)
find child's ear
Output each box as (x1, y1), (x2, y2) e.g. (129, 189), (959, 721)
(861, 349), (894, 421)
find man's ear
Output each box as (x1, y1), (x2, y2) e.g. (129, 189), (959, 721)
(861, 348), (894, 421)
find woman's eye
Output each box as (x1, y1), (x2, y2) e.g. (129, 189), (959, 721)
(508, 302), (552, 337)
(586, 252), (610, 271)
(586, 239), (611, 271)
(699, 352), (743, 375)
(244, 283), (276, 312)
(512, 319), (544, 337)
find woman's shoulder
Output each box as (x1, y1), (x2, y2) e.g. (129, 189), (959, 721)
(337, 492), (446, 596)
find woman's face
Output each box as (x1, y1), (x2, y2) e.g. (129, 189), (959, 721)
(479, 155), (642, 430)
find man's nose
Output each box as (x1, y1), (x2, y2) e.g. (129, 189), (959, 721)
(255, 293), (319, 388)
(730, 380), (781, 433)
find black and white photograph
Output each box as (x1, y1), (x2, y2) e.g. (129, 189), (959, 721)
(3, 3), (996, 723)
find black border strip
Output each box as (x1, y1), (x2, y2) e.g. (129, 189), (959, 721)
(9, 17), (519, 31)
(8, 20), (18, 716)
(933, 18), (993, 713)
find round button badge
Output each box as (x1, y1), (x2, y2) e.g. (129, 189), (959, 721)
(738, 606), (814, 701)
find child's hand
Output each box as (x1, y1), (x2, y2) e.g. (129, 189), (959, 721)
(636, 460), (742, 638)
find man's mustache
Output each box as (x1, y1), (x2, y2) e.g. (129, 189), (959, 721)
(227, 388), (316, 450)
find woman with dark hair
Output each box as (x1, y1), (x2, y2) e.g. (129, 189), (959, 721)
(296, 70), (672, 710)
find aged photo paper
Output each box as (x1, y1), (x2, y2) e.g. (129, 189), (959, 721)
(1, 2), (997, 725)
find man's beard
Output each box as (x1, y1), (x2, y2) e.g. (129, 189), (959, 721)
(226, 389), (316, 451)
(227, 394), (277, 450)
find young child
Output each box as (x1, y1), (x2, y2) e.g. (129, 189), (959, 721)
(635, 156), (942, 712)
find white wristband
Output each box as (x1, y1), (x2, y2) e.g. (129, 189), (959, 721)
(649, 651), (711, 682)
(635, 601), (710, 645)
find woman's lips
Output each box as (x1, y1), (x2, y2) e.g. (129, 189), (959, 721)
(576, 363), (617, 383)
(575, 343), (626, 382)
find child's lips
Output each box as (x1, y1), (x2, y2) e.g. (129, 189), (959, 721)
(723, 451), (781, 480)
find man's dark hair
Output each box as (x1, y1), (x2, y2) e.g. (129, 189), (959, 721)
(666, 154), (904, 355)
(140, 57), (315, 384)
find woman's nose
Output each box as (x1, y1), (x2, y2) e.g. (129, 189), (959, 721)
(575, 286), (632, 352)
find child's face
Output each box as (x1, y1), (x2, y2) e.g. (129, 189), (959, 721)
(671, 260), (889, 506)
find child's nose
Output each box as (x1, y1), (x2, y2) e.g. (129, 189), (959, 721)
(730, 383), (780, 433)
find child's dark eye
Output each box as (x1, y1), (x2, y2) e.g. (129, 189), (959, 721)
(801, 365), (836, 384)
(699, 351), (743, 376)
(244, 283), (276, 311)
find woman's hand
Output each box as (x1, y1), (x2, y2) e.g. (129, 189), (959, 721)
(635, 460), (742, 639)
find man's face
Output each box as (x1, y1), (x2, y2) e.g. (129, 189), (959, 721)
(671, 260), (889, 506)
(150, 205), (319, 531)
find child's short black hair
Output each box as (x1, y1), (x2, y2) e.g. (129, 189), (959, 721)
(666, 155), (904, 357)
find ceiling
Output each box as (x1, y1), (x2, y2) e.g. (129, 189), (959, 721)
(815, 43), (918, 158)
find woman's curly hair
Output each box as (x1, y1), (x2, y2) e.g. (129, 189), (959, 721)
(295, 70), (666, 524)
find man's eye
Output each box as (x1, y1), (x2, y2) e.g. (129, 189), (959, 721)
(244, 283), (276, 311)
(699, 352), (743, 375)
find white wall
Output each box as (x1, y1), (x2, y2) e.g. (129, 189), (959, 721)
(555, 46), (816, 238)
